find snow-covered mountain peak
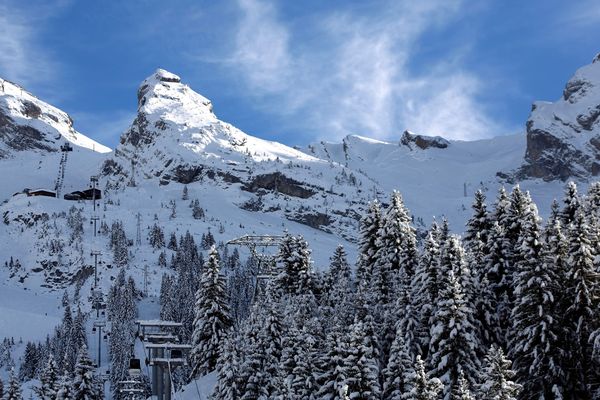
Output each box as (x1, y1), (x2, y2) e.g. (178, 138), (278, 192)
(136, 68), (216, 126)
(516, 54), (600, 180)
(0, 77), (111, 156)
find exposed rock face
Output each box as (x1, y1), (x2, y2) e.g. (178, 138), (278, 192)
(516, 55), (600, 181)
(0, 78), (110, 157)
(243, 172), (315, 199)
(400, 130), (449, 150)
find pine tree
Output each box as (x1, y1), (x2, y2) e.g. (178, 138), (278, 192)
(405, 355), (443, 400)
(5, 369), (22, 400)
(452, 371), (474, 400)
(190, 246), (232, 377)
(238, 298), (283, 400)
(428, 271), (480, 399)
(19, 341), (38, 381)
(477, 346), (521, 400)
(167, 232), (178, 250)
(35, 355), (60, 400)
(316, 328), (349, 400)
(182, 184), (189, 200)
(323, 245), (352, 294)
(343, 320), (381, 399)
(563, 211), (600, 397)
(279, 324), (319, 400)
(55, 371), (73, 400)
(356, 200), (382, 295)
(561, 181), (580, 226)
(211, 335), (241, 400)
(464, 189), (491, 250)
(509, 200), (567, 399)
(483, 221), (512, 346)
(410, 221), (440, 356)
(275, 233), (314, 296)
(72, 346), (100, 400)
(470, 231), (499, 348)
(147, 223), (165, 248)
(382, 326), (413, 400)
(373, 191), (418, 300)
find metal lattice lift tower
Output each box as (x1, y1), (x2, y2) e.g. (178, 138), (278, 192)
(136, 320), (192, 400)
(227, 235), (284, 299)
(54, 142), (73, 198)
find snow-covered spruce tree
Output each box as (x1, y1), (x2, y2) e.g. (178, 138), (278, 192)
(493, 186), (511, 230)
(278, 324), (319, 400)
(110, 220), (129, 267)
(275, 233), (314, 296)
(409, 221), (441, 356)
(35, 354), (60, 399)
(55, 371), (73, 400)
(190, 246), (232, 378)
(464, 189), (491, 251)
(509, 200), (567, 399)
(323, 244), (352, 298)
(5, 368), (22, 400)
(382, 326), (413, 400)
(561, 181), (581, 227)
(483, 221), (512, 346)
(167, 232), (178, 250)
(394, 285), (422, 360)
(585, 182), (600, 228)
(19, 341), (38, 381)
(452, 370), (474, 400)
(322, 248), (355, 325)
(316, 327), (349, 400)
(72, 346), (101, 400)
(147, 223), (165, 249)
(238, 297), (283, 400)
(405, 355), (443, 400)
(477, 345), (521, 400)
(469, 232), (499, 349)
(343, 320), (381, 399)
(356, 200), (382, 297)
(563, 211), (600, 397)
(211, 334), (242, 400)
(428, 271), (480, 399)
(373, 191), (418, 302)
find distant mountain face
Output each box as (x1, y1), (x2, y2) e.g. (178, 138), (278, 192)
(0, 78), (110, 157)
(101, 69), (373, 239)
(516, 54), (600, 181)
(0, 55), (598, 301)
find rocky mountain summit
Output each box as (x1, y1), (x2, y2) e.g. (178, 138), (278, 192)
(516, 54), (600, 181)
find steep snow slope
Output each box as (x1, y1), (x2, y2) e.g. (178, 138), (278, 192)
(307, 132), (520, 227)
(0, 77), (111, 200)
(102, 69), (373, 240)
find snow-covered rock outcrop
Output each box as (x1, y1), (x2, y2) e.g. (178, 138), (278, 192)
(0, 78), (110, 157)
(102, 69), (372, 238)
(517, 54), (600, 181)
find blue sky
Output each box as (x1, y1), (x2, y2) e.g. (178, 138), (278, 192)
(1, 0), (599, 148)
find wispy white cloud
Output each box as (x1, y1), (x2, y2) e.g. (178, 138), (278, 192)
(227, 0), (510, 141)
(233, 0), (292, 94)
(0, 2), (59, 89)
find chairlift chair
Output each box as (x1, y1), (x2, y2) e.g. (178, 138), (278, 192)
(129, 358), (142, 376)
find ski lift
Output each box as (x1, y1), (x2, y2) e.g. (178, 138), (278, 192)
(129, 359), (142, 376)
(60, 143), (73, 152)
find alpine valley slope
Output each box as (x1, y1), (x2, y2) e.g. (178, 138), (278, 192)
(0, 54), (599, 351)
